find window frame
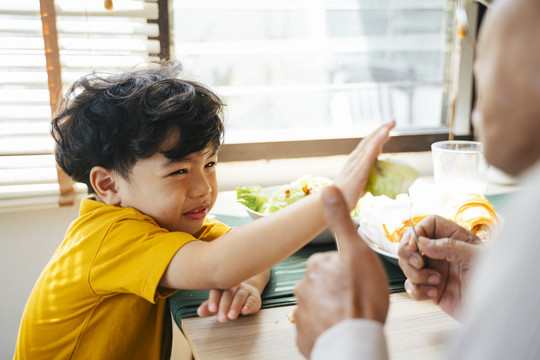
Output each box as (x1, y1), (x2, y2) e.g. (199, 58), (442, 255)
(217, 133), (473, 162)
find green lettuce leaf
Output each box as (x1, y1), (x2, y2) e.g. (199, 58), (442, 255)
(365, 158), (419, 199)
(236, 186), (268, 213)
(265, 175), (332, 214)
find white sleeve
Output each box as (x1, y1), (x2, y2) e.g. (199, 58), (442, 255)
(311, 319), (389, 360)
(446, 164), (540, 360)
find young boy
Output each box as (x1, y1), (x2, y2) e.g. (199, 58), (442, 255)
(14, 61), (394, 359)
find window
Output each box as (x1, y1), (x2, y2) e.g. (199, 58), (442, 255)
(0, 0), (481, 211)
(0, 0), (160, 211)
(172, 0), (478, 160)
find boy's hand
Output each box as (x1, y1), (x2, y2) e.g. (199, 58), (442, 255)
(333, 120), (395, 210)
(197, 283), (263, 323)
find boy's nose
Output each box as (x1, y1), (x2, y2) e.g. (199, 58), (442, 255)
(190, 173), (213, 197)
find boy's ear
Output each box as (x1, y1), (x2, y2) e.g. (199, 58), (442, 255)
(90, 166), (121, 205)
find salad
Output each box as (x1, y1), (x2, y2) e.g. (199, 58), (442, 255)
(237, 157), (419, 216)
(237, 175), (333, 215)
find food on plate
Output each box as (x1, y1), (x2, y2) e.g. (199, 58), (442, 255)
(265, 176), (332, 214)
(236, 175), (333, 215)
(238, 156), (418, 217)
(382, 214), (428, 243)
(236, 186), (268, 213)
(365, 158), (419, 199)
(355, 193), (411, 254)
(237, 176), (336, 244)
(357, 190), (499, 253)
(443, 194), (498, 243)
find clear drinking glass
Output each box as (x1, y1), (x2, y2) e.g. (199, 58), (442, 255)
(431, 140), (488, 195)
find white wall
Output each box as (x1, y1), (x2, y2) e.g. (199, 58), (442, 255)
(1, 205), (80, 357)
(0, 152), (432, 358)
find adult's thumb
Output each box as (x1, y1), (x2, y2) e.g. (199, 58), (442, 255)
(321, 186), (366, 258)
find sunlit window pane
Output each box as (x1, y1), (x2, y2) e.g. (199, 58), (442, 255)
(173, 0), (457, 143)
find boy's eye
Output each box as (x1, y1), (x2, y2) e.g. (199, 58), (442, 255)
(169, 169), (187, 176)
(205, 161), (217, 168)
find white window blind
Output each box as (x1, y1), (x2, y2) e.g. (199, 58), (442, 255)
(0, 0), (160, 212)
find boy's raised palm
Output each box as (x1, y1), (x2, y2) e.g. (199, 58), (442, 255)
(333, 120), (395, 210)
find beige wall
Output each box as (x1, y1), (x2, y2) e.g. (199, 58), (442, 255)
(1, 205), (80, 357)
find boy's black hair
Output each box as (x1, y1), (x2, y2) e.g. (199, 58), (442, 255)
(51, 61), (225, 194)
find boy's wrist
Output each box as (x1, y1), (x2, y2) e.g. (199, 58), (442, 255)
(245, 269), (271, 295)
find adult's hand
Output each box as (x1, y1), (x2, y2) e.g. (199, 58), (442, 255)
(398, 215), (481, 318)
(294, 186), (389, 357)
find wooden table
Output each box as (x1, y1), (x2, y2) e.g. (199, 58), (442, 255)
(181, 292), (459, 360)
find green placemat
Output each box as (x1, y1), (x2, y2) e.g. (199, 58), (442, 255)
(169, 242), (406, 327)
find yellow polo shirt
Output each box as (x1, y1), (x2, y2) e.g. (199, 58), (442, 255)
(14, 197), (230, 360)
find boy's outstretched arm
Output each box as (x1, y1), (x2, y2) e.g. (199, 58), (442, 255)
(160, 121), (395, 291)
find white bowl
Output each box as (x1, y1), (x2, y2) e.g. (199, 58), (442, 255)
(239, 186), (335, 245)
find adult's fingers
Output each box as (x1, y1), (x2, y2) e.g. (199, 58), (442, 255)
(417, 236), (480, 264)
(404, 279), (438, 301)
(415, 215), (479, 244)
(399, 230), (426, 269)
(321, 185), (368, 260)
(398, 251), (442, 287)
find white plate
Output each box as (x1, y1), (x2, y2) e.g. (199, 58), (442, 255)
(358, 226), (399, 266)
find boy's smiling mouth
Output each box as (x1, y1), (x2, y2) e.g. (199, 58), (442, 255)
(184, 206), (208, 220)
